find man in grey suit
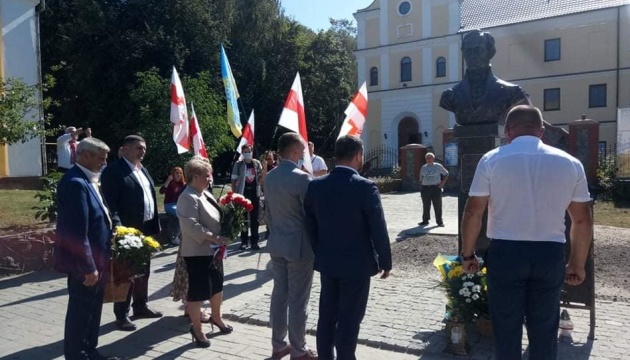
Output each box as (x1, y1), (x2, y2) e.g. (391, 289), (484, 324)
(264, 132), (317, 360)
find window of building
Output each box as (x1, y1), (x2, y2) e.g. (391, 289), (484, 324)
(400, 57), (412, 82)
(370, 67), (378, 86)
(544, 38), (561, 61)
(589, 84), (607, 108)
(436, 57), (446, 78)
(543, 88), (560, 111)
(398, 1), (412, 16)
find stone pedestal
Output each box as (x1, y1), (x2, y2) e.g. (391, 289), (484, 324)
(400, 144), (427, 192)
(442, 129), (458, 191)
(568, 115), (600, 185)
(454, 124), (502, 254)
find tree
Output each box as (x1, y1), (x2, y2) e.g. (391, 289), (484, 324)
(128, 68), (235, 178)
(0, 77), (42, 146)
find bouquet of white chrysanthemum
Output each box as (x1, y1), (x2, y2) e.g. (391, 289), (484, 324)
(111, 226), (161, 282)
(434, 254), (488, 324)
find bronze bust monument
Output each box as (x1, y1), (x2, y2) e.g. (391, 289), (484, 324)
(440, 30), (529, 126)
(440, 29), (567, 148)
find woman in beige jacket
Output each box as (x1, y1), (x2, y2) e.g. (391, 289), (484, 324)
(177, 159), (231, 348)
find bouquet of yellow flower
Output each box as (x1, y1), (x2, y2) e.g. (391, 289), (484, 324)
(434, 254), (488, 324)
(111, 226), (161, 282)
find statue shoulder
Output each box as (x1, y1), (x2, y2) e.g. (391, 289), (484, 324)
(495, 77), (521, 90)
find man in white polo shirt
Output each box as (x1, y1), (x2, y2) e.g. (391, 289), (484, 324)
(460, 105), (592, 360)
(308, 141), (328, 177)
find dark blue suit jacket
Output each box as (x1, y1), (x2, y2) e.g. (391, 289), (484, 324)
(304, 167), (392, 280)
(54, 166), (112, 277)
(100, 158), (160, 235)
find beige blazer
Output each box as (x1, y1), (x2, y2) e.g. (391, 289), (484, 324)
(176, 186), (222, 257)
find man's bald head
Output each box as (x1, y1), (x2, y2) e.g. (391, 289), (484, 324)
(505, 105), (544, 141)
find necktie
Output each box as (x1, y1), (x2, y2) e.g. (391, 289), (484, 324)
(69, 140), (77, 164)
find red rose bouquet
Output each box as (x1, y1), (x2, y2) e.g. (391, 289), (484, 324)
(215, 191), (253, 259)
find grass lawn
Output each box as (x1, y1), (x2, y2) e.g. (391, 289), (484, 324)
(1, 188), (627, 231)
(0, 186), (231, 232)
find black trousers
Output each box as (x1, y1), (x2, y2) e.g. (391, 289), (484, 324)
(317, 274), (370, 360)
(114, 220), (156, 319)
(241, 193), (260, 246)
(487, 240), (565, 360)
(64, 272), (105, 359)
(113, 259), (150, 319)
(421, 185), (443, 224)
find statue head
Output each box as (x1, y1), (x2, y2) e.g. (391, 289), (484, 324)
(461, 30), (496, 70)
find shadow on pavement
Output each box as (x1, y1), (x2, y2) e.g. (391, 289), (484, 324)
(2, 340), (64, 359)
(0, 287), (67, 308)
(99, 316), (192, 359)
(0, 269), (64, 290)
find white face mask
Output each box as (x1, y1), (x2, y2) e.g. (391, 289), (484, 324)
(297, 159), (304, 168)
(242, 153), (252, 160)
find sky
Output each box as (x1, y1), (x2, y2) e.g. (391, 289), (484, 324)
(280, 0), (373, 31)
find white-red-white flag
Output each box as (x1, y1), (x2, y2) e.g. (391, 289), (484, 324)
(277, 72), (312, 174)
(237, 110), (255, 154)
(170, 67), (190, 154)
(190, 102), (208, 159)
(337, 82), (368, 139)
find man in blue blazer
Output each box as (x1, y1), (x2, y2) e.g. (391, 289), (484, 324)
(304, 135), (392, 360)
(55, 137), (119, 360)
(101, 135), (162, 331)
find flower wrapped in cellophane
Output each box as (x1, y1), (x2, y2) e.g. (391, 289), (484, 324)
(434, 254), (488, 324)
(219, 191), (253, 241)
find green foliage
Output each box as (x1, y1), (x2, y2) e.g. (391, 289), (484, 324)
(40, 0), (358, 177)
(370, 177), (402, 193)
(129, 68), (235, 179)
(32, 171), (63, 222)
(0, 78), (41, 145)
(597, 155), (618, 201)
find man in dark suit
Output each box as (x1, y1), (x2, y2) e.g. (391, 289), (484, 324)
(55, 137), (119, 360)
(304, 135), (392, 360)
(101, 135), (162, 331)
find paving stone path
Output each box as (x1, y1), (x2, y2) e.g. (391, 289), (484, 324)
(0, 192), (628, 359)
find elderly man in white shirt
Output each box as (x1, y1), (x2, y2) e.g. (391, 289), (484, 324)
(460, 105), (593, 360)
(56, 127), (92, 172)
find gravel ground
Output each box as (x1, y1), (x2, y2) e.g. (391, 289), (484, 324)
(392, 225), (630, 302)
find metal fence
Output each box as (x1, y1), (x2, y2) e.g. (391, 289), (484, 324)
(363, 145), (399, 177)
(599, 142), (630, 178)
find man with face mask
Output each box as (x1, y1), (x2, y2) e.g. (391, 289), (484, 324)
(231, 144), (264, 250)
(264, 133), (316, 360)
(304, 135), (392, 360)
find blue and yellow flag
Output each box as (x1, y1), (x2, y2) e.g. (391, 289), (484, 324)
(220, 44), (242, 138)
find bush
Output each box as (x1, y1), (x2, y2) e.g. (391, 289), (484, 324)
(32, 171), (63, 222)
(596, 155), (617, 201)
(370, 176), (402, 194)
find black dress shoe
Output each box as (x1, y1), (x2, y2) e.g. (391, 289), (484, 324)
(238, 244), (247, 250)
(115, 317), (137, 331)
(250, 244), (260, 250)
(419, 221), (429, 226)
(133, 307), (163, 318)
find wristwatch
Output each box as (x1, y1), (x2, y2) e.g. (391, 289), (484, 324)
(461, 252), (476, 261)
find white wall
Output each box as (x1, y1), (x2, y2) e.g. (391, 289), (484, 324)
(2, 0), (42, 177)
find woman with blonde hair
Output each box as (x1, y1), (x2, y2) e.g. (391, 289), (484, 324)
(177, 158), (232, 348)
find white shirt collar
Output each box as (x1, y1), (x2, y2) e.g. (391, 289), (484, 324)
(510, 135), (542, 144)
(335, 165), (358, 175)
(76, 163), (101, 183)
(123, 156), (142, 171)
